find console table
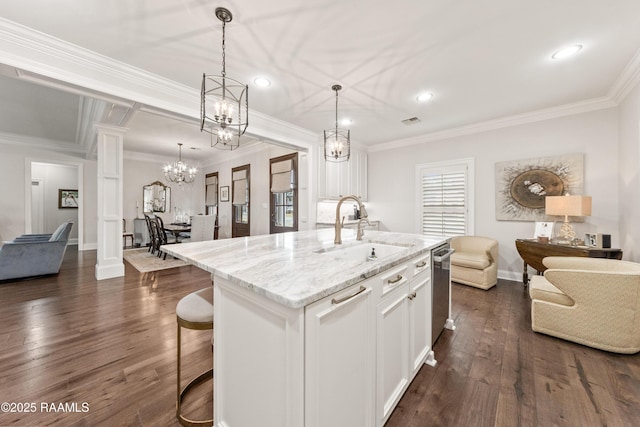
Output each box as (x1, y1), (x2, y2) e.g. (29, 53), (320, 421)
(515, 239), (623, 286)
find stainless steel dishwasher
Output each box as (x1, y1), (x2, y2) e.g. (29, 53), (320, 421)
(432, 242), (454, 345)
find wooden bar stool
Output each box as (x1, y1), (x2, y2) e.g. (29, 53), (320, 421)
(176, 287), (214, 427)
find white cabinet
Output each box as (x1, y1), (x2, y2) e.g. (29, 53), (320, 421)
(215, 250), (435, 427)
(375, 254), (432, 426)
(376, 280), (410, 424)
(318, 146), (368, 200)
(408, 257), (433, 375)
(305, 281), (376, 427)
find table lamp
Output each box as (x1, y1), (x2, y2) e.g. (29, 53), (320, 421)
(545, 194), (592, 243)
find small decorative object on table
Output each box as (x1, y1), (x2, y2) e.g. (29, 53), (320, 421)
(534, 221), (554, 243)
(585, 233), (611, 248)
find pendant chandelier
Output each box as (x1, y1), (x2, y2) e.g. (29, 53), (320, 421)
(164, 143), (197, 185)
(200, 7), (248, 150)
(324, 84), (350, 162)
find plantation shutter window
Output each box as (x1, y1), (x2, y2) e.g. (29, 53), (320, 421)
(419, 163), (469, 237)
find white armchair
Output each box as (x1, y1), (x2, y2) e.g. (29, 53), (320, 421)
(530, 256), (640, 354)
(450, 236), (498, 290)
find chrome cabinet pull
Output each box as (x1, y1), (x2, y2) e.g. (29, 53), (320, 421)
(416, 261), (427, 268)
(331, 285), (367, 305)
(387, 274), (403, 284)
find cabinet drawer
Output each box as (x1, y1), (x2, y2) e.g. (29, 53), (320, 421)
(411, 253), (431, 277)
(379, 264), (409, 297)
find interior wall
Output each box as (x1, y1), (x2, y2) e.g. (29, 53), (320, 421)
(31, 162), (79, 242)
(203, 144), (306, 239)
(368, 107), (620, 281)
(123, 155), (205, 229)
(618, 80), (640, 262)
(0, 143), (95, 246)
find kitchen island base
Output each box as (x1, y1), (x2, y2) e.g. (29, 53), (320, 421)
(213, 249), (449, 427)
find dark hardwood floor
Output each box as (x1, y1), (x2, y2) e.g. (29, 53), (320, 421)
(1, 247), (639, 426)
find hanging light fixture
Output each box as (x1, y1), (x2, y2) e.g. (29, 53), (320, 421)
(324, 84), (350, 162)
(164, 143), (197, 185)
(200, 7), (248, 150)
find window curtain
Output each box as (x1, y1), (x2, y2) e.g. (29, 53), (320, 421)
(271, 159), (294, 193)
(232, 169), (247, 205)
(205, 175), (218, 206)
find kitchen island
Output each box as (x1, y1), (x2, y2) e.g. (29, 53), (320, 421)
(163, 229), (451, 427)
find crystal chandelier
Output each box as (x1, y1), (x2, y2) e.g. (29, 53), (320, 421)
(324, 84), (350, 162)
(164, 143), (197, 185)
(200, 7), (248, 150)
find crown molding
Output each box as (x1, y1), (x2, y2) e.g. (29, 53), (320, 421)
(123, 149), (183, 164)
(368, 47), (640, 153)
(0, 131), (85, 156)
(3, 17), (639, 157)
(609, 47), (640, 104)
(368, 96), (617, 153)
(0, 17), (316, 152)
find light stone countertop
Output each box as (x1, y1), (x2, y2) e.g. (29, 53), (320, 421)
(161, 229), (448, 309)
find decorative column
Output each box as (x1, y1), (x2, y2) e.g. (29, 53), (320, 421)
(95, 124), (127, 280)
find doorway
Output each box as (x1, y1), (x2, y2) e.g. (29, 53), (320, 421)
(205, 172), (219, 239)
(232, 164), (250, 237)
(270, 153), (298, 234)
(31, 179), (45, 234)
(27, 161), (82, 247)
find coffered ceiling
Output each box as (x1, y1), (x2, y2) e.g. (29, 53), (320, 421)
(0, 0), (639, 160)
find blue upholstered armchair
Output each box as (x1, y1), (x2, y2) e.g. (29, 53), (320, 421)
(0, 221), (73, 281)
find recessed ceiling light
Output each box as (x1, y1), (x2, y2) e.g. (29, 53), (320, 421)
(416, 92), (433, 102)
(551, 44), (582, 60)
(340, 118), (352, 126)
(254, 77), (271, 87)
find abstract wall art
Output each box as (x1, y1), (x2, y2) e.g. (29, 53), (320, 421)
(495, 153), (584, 221)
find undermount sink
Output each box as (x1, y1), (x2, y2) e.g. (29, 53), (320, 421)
(315, 241), (408, 262)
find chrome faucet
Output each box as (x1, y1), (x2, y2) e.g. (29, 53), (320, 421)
(334, 195), (368, 244)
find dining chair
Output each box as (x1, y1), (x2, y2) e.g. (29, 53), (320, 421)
(153, 216), (177, 260)
(122, 219), (134, 249)
(144, 214), (156, 253)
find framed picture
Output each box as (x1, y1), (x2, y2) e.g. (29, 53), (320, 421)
(58, 189), (78, 209)
(533, 221), (554, 239)
(495, 153), (584, 221)
(220, 186), (230, 202)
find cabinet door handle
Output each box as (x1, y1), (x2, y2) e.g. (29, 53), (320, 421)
(416, 261), (427, 268)
(387, 274), (403, 284)
(407, 291), (417, 300)
(331, 285), (367, 305)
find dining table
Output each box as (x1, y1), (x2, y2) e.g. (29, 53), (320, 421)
(163, 223), (191, 243)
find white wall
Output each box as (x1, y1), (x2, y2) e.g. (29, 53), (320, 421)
(31, 162), (79, 242)
(123, 155), (205, 228)
(203, 144), (309, 239)
(368, 107), (621, 281)
(618, 80), (640, 262)
(0, 143), (93, 245)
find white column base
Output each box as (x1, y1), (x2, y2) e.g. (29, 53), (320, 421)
(95, 262), (125, 280)
(445, 318), (456, 330)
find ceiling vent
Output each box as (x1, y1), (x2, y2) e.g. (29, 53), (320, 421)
(401, 117), (421, 125)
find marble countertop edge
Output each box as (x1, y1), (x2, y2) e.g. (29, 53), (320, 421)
(161, 230), (446, 309)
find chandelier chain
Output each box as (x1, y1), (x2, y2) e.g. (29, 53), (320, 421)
(221, 19), (226, 78)
(335, 88), (339, 131)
